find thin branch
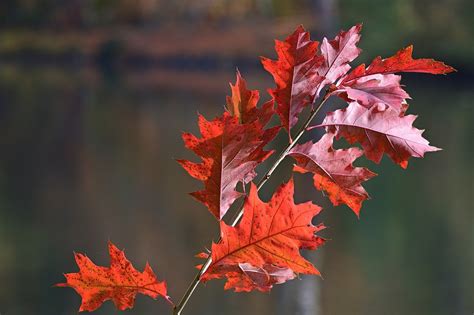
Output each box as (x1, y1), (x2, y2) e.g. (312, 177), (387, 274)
(172, 92), (330, 315)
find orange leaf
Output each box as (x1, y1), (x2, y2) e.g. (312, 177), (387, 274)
(178, 112), (279, 220)
(56, 242), (171, 312)
(226, 70), (274, 126)
(340, 45), (455, 84)
(200, 179), (325, 292)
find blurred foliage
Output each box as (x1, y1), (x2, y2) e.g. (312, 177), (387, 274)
(339, 0), (474, 61)
(0, 0), (473, 63)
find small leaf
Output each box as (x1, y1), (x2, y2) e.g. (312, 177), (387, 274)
(333, 45), (455, 112)
(56, 242), (171, 312)
(223, 263), (296, 292)
(340, 45), (455, 84)
(317, 24), (363, 94)
(226, 70), (274, 126)
(289, 133), (376, 216)
(335, 73), (410, 112)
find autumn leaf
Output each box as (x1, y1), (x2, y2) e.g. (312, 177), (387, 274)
(340, 45), (455, 83)
(316, 102), (441, 168)
(261, 25), (325, 132)
(197, 252), (296, 293)
(221, 263), (297, 293)
(333, 46), (455, 111)
(289, 133), (376, 216)
(334, 73), (410, 112)
(200, 179), (325, 292)
(317, 24), (363, 95)
(178, 112), (279, 220)
(56, 242), (171, 312)
(226, 70), (274, 126)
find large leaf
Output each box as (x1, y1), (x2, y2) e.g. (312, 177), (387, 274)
(289, 133), (376, 216)
(317, 102), (441, 168)
(178, 113), (279, 220)
(56, 242), (171, 312)
(200, 179), (325, 292)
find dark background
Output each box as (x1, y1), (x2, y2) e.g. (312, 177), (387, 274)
(0, 1), (472, 314)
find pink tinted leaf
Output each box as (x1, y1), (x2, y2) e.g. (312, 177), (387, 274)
(316, 102), (441, 168)
(289, 133), (376, 215)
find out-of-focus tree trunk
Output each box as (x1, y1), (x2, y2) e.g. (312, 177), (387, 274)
(275, 2), (337, 314)
(313, 0), (339, 35)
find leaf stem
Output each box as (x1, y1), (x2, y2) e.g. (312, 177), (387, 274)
(172, 92), (330, 315)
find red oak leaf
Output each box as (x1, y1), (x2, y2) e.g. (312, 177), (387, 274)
(339, 45), (455, 84)
(289, 133), (376, 216)
(56, 242), (171, 312)
(333, 46), (454, 111)
(200, 179), (325, 292)
(335, 74), (410, 112)
(317, 24), (363, 94)
(316, 102), (441, 168)
(226, 70), (274, 126)
(261, 25), (325, 132)
(178, 112), (279, 220)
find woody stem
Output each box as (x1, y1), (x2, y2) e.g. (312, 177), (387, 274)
(172, 92), (330, 315)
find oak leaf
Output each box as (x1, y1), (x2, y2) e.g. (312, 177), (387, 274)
(317, 24), (363, 95)
(226, 70), (274, 126)
(335, 73), (410, 112)
(333, 46), (455, 111)
(340, 45), (455, 83)
(56, 242), (171, 312)
(289, 133), (376, 216)
(200, 179), (325, 292)
(178, 112), (279, 220)
(317, 102), (441, 168)
(261, 26), (325, 132)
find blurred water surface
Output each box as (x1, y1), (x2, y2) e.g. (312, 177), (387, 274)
(0, 1), (473, 315)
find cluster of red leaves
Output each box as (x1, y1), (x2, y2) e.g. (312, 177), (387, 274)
(58, 24), (454, 312)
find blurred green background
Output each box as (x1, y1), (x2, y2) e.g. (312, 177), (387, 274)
(0, 1), (472, 314)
